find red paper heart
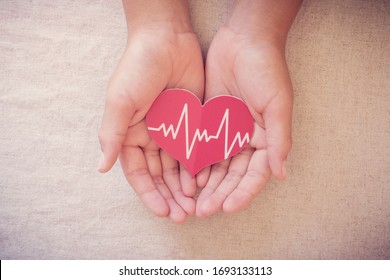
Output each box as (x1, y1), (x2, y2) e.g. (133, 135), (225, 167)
(146, 89), (254, 176)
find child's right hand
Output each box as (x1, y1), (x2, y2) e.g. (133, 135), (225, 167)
(98, 21), (204, 223)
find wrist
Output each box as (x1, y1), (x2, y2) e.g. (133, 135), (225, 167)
(123, 0), (193, 34)
(128, 21), (193, 37)
(224, 0), (302, 49)
(222, 22), (286, 52)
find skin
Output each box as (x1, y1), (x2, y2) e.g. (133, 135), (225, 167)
(196, 0), (302, 217)
(98, 0), (302, 222)
(98, 0), (204, 223)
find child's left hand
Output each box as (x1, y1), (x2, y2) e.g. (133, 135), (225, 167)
(196, 25), (293, 217)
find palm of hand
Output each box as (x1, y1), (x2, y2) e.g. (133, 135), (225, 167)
(104, 31), (204, 223)
(196, 27), (293, 217)
(101, 27), (292, 221)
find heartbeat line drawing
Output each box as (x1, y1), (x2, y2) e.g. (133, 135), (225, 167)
(148, 103), (251, 160)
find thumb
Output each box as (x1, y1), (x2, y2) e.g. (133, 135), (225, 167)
(98, 91), (136, 173)
(97, 41), (171, 173)
(263, 91), (293, 180)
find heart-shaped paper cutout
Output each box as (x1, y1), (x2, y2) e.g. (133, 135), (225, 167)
(146, 89), (254, 176)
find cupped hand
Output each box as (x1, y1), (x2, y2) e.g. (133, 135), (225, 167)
(196, 26), (293, 217)
(98, 27), (204, 223)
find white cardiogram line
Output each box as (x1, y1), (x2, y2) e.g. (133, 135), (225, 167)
(148, 104), (251, 160)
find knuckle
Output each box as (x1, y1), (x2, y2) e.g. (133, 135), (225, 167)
(224, 170), (244, 183)
(152, 175), (165, 186)
(235, 187), (256, 200)
(144, 148), (160, 157)
(98, 129), (126, 145)
(106, 87), (134, 110)
(211, 161), (229, 173)
(106, 92), (127, 108)
(163, 167), (179, 177)
(125, 167), (149, 180)
(246, 169), (268, 182)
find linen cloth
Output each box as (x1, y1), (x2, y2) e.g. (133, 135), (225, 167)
(0, 0), (389, 259)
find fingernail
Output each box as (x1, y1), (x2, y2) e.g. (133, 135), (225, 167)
(281, 161), (287, 179)
(98, 154), (105, 172)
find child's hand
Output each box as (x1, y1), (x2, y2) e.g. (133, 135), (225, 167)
(196, 0), (302, 217)
(98, 1), (204, 223)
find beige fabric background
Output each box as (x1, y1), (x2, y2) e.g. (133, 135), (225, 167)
(1, 0), (389, 259)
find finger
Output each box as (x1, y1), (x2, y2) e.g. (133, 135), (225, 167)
(179, 164), (197, 197)
(120, 145), (169, 217)
(223, 149), (271, 214)
(150, 175), (187, 223)
(161, 150), (196, 215)
(196, 166), (211, 189)
(153, 177), (188, 223)
(263, 91), (293, 180)
(143, 144), (162, 174)
(143, 149), (173, 200)
(195, 159), (230, 217)
(98, 93), (136, 173)
(197, 148), (252, 217)
(166, 198), (188, 224)
(143, 145), (189, 222)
